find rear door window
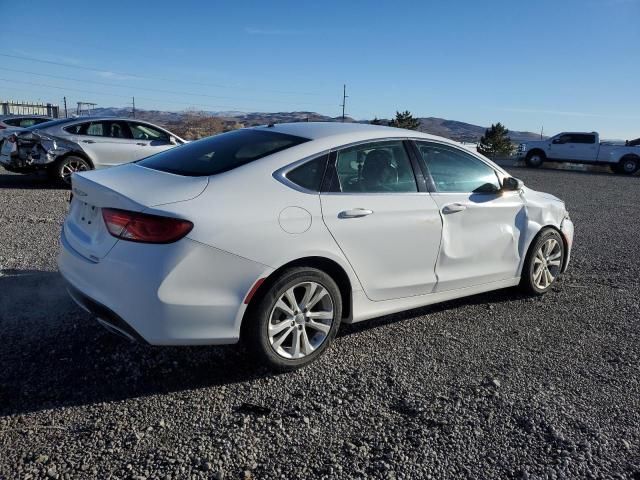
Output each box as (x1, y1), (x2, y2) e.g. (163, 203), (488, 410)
(138, 128), (310, 176)
(328, 141), (417, 193)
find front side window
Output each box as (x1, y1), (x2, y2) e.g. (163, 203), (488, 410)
(330, 141), (417, 193)
(138, 129), (310, 176)
(129, 122), (169, 142)
(416, 142), (500, 193)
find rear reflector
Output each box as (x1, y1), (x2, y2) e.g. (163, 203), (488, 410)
(102, 208), (193, 244)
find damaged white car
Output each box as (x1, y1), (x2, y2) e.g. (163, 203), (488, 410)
(0, 117), (185, 184)
(58, 122), (575, 370)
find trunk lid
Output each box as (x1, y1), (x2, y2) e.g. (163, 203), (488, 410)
(64, 164), (208, 261)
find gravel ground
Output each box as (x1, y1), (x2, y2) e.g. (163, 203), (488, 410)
(0, 167), (639, 479)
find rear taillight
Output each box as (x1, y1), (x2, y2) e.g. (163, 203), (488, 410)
(102, 208), (193, 244)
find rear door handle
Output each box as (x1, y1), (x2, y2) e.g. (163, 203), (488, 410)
(82, 140), (95, 144)
(442, 203), (467, 214)
(339, 208), (373, 219)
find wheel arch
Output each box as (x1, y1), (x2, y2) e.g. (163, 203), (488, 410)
(56, 150), (95, 169)
(527, 148), (546, 158)
(523, 224), (569, 274)
(240, 256), (354, 335)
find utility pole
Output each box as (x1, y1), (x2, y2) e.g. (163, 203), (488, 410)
(63, 96), (68, 118)
(132, 97), (136, 118)
(340, 84), (348, 122)
(540, 125), (544, 140)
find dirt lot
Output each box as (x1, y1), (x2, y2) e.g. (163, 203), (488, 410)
(0, 168), (639, 479)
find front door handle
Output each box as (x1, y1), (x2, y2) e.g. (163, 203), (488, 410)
(339, 208), (373, 219)
(442, 203), (467, 214)
(136, 142), (147, 146)
(82, 140), (95, 144)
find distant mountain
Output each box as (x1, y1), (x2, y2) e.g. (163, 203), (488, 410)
(416, 117), (544, 144)
(88, 108), (542, 143)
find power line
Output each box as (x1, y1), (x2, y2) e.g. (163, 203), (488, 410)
(0, 66), (336, 108)
(0, 77), (272, 112)
(0, 52), (328, 97)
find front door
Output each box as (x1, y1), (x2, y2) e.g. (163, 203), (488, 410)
(320, 140), (442, 301)
(128, 122), (177, 159)
(414, 141), (526, 291)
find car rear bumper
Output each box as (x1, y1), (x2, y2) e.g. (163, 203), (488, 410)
(57, 229), (272, 345)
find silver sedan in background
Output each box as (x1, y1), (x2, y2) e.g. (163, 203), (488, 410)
(0, 117), (186, 184)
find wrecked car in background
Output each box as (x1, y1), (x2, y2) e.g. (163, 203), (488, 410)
(0, 117), (186, 184)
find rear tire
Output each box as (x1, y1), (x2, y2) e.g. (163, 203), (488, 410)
(525, 151), (545, 168)
(49, 155), (91, 186)
(244, 267), (342, 371)
(617, 156), (639, 175)
(520, 229), (565, 295)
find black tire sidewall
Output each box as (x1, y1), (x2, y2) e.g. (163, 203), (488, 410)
(526, 151), (545, 168)
(621, 157), (639, 175)
(248, 268), (342, 370)
(522, 229), (565, 295)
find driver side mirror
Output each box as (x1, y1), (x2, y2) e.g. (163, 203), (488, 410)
(502, 176), (524, 191)
(169, 136), (178, 145)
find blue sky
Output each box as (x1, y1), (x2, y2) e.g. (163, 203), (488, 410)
(0, 0), (638, 138)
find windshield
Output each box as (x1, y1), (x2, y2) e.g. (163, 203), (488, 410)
(138, 128), (310, 176)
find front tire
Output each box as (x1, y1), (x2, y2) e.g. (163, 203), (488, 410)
(525, 151), (545, 168)
(520, 229), (565, 295)
(49, 155), (91, 186)
(244, 268), (342, 371)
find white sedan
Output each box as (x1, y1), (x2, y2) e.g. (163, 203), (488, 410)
(58, 122), (574, 369)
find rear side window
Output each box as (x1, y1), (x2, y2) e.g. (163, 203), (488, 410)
(285, 155), (328, 192)
(139, 129), (310, 176)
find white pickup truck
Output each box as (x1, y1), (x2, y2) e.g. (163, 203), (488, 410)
(518, 132), (640, 175)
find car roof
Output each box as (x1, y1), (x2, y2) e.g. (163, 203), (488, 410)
(0, 114), (52, 120)
(251, 121), (456, 145)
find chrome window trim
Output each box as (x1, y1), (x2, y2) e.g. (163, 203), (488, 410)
(272, 149), (332, 194)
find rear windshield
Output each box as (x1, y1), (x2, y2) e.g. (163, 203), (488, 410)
(25, 118), (76, 130)
(138, 129), (310, 176)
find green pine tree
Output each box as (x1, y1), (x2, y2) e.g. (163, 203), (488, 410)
(477, 123), (514, 157)
(389, 110), (421, 130)
(370, 117), (383, 125)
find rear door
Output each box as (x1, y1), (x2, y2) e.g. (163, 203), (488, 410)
(128, 122), (177, 158)
(320, 140), (442, 301)
(65, 120), (140, 167)
(414, 141), (525, 292)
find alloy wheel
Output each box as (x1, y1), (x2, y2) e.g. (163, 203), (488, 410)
(268, 281), (334, 359)
(61, 159), (88, 183)
(532, 238), (562, 290)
